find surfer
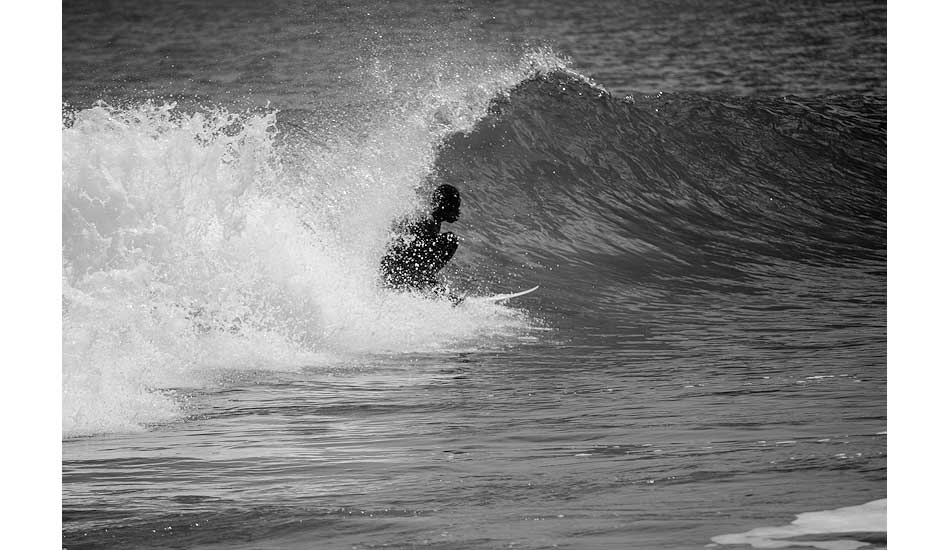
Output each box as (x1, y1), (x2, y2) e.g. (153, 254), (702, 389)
(379, 184), (461, 295)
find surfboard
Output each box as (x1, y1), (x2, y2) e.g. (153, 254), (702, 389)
(477, 285), (539, 303)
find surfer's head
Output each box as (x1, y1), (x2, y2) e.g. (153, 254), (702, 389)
(431, 184), (461, 223)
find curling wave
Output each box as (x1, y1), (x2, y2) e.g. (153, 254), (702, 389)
(61, 56), (885, 437)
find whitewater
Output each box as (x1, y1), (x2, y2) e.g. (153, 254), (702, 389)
(62, 49), (576, 437)
(62, 1), (886, 548)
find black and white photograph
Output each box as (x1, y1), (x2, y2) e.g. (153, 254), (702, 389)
(59, 1), (889, 548)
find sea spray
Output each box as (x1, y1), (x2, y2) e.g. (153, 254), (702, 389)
(61, 50), (571, 437)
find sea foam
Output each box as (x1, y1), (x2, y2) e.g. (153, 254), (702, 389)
(61, 50), (570, 437)
(710, 499), (886, 550)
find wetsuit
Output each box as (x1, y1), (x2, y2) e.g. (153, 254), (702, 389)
(379, 215), (458, 291)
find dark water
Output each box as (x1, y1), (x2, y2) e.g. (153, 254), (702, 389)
(62, 1), (886, 548)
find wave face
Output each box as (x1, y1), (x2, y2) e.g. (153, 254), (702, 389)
(434, 72), (885, 312)
(61, 61), (885, 438)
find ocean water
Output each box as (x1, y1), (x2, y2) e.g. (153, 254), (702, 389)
(62, 1), (886, 549)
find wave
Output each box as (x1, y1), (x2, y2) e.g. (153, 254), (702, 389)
(61, 52), (885, 437)
(61, 51), (572, 437)
(434, 71), (885, 294)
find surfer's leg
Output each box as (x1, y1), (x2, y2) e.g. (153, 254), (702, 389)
(413, 233), (455, 280)
(381, 233), (458, 291)
(430, 232), (458, 271)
